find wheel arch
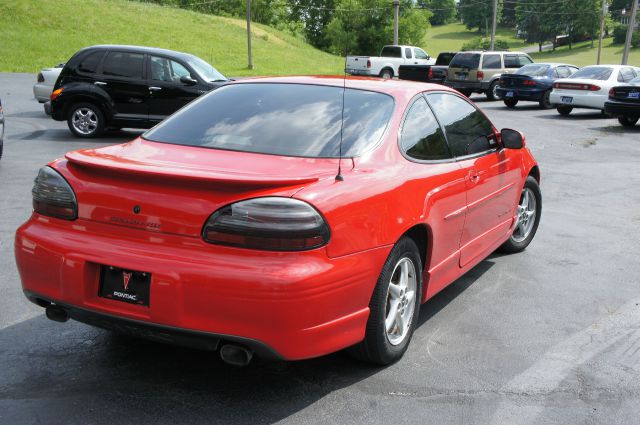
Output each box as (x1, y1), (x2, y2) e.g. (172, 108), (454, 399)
(400, 224), (432, 273)
(379, 67), (394, 78)
(528, 165), (540, 183)
(60, 94), (113, 122)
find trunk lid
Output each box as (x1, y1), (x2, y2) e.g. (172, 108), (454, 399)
(610, 85), (640, 103)
(61, 138), (340, 237)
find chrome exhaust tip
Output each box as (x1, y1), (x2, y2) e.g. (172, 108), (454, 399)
(45, 305), (69, 323)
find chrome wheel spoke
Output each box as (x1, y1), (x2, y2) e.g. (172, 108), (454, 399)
(388, 282), (402, 298)
(386, 300), (399, 332)
(511, 187), (537, 243)
(385, 257), (417, 346)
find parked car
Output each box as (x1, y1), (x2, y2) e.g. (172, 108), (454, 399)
(398, 51), (457, 84)
(33, 63), (64, 103)
(16, 76), (541, 366)
(550, 65), (640, 116)
(0, 97), (4, 159)
(604, 76), (640, 127)
(445, 51), (534, 100)
(346, 45), (436, 79)
(496, 63), (579, 109)
(46, 45), (229, 138)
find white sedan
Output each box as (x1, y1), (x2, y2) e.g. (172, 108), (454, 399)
(33, 63), (64, 103)
(550, 64), (640, 115)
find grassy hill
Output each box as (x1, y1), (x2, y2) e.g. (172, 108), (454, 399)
(530, 38), (640, 67)
(0, 0), (344, 76)
(422, 22), (533, 54)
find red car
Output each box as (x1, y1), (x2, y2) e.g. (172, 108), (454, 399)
(15, 76), (541, 366)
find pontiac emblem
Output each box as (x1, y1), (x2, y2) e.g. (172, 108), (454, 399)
(122, 272), (133, 290)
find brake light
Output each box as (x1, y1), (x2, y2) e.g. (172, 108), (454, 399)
(428, 68), (434, 80)
(553, 83), (600, 91)
(522, 80), (537, 86)
(32, 166), (78, 220)
(367, 59), (371, 69)
(50, 88), (64, 101)
(37, 73), (44, 83)
(477, 71), (484, 80)
(609, 88), (616, 97)
(202, 197), (330, 251)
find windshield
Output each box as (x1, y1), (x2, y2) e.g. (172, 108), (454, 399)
(186, 55), (227, 82)
(569, 66), (613, 80)
(143, 83), (395, 158)
(449, 53), (481, 69)
(516, 64), (550, 77)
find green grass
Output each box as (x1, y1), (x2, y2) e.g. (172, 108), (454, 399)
(530, 38), (640, 67)
(0, 0), (344, 76)
(422, 22), (533, 54)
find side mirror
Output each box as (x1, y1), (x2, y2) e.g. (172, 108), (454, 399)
(501, 128), (524, 149)
(180, 75), (198, 86)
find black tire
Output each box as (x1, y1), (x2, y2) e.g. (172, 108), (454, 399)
(379, 69), (393, 80)
(504, 98), (518, 108)
(348, 236), (422, 365)
(486, 80), (500, 101)
(557, 105), (573, 116)
(458, 89), (473, 98)
(499, 176), (542, 254)
(618, 116), (639, 127)
(67, 102), (105, 138)
(539, 90), (553, 109)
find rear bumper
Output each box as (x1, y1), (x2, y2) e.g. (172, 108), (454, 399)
(15, 215), (391, 360)
(549, 91), (607, 110)
(43, 101), (52, 116)
(496, 87), (547, 101)
(33, 83), (52, 103)
(604, 101), (640, 117)
(444, 80), (487, 92)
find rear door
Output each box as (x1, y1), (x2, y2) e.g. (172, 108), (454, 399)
(97, 51), (149, 123)
(146, 55), (206, 123)
(426, 92), (522, 268)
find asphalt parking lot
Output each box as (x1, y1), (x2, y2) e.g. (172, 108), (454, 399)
(1, 72), (640, 425)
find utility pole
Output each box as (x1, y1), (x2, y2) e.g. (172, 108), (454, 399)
(246, 0), (253, 70)
(622, 0), (638, 64)
(393, 0), (399, 45)
(490, 0), (498, 50)
(597, 0), (608, 64)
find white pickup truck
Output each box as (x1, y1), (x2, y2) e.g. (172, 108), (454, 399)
(345, 45), (436, 79)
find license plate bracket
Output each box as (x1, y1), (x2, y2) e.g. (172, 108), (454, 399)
(561, 96), (573, 104)
(99, 266), (151, 306)
(505, 91), (514, 98)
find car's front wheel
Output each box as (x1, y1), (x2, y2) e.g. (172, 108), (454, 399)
(348, 236), (422, 365)
(67, 103), (105, 138)
(499, 176), (542, 253)
(557, 105), (573, 116)
(618, 116), (639, 127)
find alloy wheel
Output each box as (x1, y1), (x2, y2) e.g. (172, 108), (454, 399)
(512, 187), (537, 243)
(385, 257), (417, 346)
(71, 107), (99, 135)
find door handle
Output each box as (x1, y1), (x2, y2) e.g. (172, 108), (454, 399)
(94, 81), (107, 86)
(149, 86), (162, 92)
(468, 170), (480, 184)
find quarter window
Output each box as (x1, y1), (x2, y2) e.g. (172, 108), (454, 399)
(405, 48), (413, 59)
(102, 52), (144, 79)
(77, 51), (105, 74)
(427, 93), (495, 157)
(150, 56), (192, 82)
(504, 55), (520, 69)
(400, 97), (451, 161)
(482, 54), (501, 69)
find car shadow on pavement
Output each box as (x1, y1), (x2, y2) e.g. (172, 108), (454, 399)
(0, 259), (495, 424)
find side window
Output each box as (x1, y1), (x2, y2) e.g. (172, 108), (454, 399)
(381, 46), (402, 58)
(77, 51), (105, 74)
(427, 93), (495, 157)
(482, 54), (501, 69)
(518, 55), (533, 66)
(400, 97), (451, 161)
(150, 56), (192, 82)
(414, 48), (429, 60)
(568, 66), (579, 75)
(504, 54), (519, 68)
(556, 66), (570, 78)
(620, 67), (635, 82)
(102, 52), (144, 79)
(553, 67), (560, 78)
(405, 48), (413, 59)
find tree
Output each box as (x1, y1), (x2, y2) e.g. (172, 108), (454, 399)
(516, 0), (559, 51)
(417, 0), (456, 25)
(325, 0), (431, 56)
(289, 0), (337, 50)
(459, 0), (502, 35)
(501, 0), (518, 27)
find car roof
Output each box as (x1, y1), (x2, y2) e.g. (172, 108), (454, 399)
(79, 44), (195, 60)
(231, 75), (459, 97)
(456, 51), (528, 54)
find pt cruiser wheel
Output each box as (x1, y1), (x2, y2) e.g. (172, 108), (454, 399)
(68, 103), (105, 138)
(499, 176), (542, 253)
(349, 237), (422, 365)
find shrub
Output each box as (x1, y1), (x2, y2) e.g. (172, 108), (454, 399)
(461, 37), (509, 51)
(613, 24), (628, 44)
(632, 31), (640, 48)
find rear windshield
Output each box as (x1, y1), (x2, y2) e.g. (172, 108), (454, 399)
(435, 52), (455, 66)
(143, 83), (395, 158)
(516, 64), (550, 76)
(449, 53), (481, 69)
(570, 66), (613, 80)
(630, 76), (640, 84)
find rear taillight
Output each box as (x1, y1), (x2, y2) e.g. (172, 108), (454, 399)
(367, 59), (371, 69)
(37, 73), (44, 83)
(50, 88), (63, 101)
(523, 80), (537, 86)
(609, 88), (616, 97)
(427, 68), (434, 79)
(477, 71), (484, 80)
(202, 197), (330, 251)
(498, 78), (504, 85)
(553, 83), (600, 91)
(32, 166), (78, 220)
